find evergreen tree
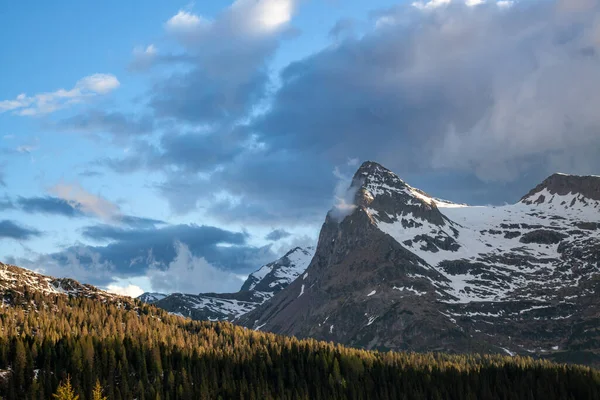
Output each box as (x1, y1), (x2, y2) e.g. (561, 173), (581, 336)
(91, 380), (107, 400)
(53, 376), (79, 400)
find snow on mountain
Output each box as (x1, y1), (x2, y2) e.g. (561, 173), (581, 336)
(241, 246), (315, 295)
(138, 292), (167, 304)
(0, 262), (125, 302)
(240, 161), (600, 365)
(140, 246), (316, 321)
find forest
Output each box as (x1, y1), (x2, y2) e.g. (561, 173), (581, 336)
(0, 288), (598, 400)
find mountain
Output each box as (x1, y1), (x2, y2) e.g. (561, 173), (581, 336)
(240, 161), (600, 365)
(0, 260), (597, 399)
(0, 261), (121, 302)
(137, 292), (167, 303)
(138, 246), (315, 321)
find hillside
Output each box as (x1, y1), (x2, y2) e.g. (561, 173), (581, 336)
(0, 262), (598, 399)
(240, 162), (600, 366)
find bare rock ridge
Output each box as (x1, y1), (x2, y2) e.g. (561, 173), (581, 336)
(521, 173), (600, 203)
(240, 161), (600, 366)
(137, 246), (315, 321)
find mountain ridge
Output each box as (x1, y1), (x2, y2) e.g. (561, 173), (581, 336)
(138, 246), (315, 321)
(240, 161), (600, 365)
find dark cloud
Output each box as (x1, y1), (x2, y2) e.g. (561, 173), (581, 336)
(0, 220), (41, 240)
(78, 170), (103, 178)
(0, 196), (13, 211)
(17, 196), (83, 217)
(142, 1), (297, 125)
(265, 229), (292, 241)
(13, 195), (165, 228)
(150, 68), (270, 125)
(27, 223), (275, 288)
(107, 1), (600, 226)
(118, 215), (165, 229)
(56, 110), (155, 138)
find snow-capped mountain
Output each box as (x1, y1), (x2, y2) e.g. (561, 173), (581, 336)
(137, 292), (167, 304)
(138, 246), (315, 321)
(240, 161), (600, 365)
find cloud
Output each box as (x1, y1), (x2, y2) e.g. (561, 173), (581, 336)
(0, 73), (120, 116)
(241, 0), (600, 198)
(145, 0), (298, 125)
(109, 0), (600, 224)
(17, 196), (84, 217)
(165, 10), (207, 35)
(106, 283), (145, 298)
(13, 193), (164, 228)
(329, 166), (360, 222)
(55, 109), (155, 138)
(0, 197), (13, 210)
(147, 242), (246, 293)
(0, 220), (41, 240)
(265, 229), (292, 241)
(130, 44), (159, 71)
(49, 182), (120, 222)
(19, 223), (275, 290)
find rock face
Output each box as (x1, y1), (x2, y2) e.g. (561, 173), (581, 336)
(138, 247), (315, 321)
(240, 161), (600, 365)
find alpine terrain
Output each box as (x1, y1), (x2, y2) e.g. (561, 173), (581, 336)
(241, 161), (600, 366)
(0, 260), (598, 399)
(138, 246), (315, 321)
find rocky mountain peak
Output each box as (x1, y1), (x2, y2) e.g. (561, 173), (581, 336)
(521, 173), (600, 203)
(240, 246), (315, 293)
(348, 161), (447, 226)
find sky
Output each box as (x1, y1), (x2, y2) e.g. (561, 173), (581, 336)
(1, 0), (600, 297)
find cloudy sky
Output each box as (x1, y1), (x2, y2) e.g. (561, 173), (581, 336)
(2, 0), (600, 297)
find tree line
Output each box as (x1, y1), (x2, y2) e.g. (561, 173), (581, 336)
(0, 287), (598, 399)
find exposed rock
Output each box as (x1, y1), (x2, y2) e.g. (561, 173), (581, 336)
(519, 229), (568, 245)
(240, 161), (600, 366)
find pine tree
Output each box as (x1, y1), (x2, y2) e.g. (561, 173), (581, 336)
(91, 380), (107, 400)
(53, 376), (79, 400)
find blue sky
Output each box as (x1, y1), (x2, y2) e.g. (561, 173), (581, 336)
(2, 0), (600, 296)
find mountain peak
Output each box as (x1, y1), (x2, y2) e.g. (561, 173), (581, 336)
(347, 161), (448, 226)
(521, 172), (600, 204)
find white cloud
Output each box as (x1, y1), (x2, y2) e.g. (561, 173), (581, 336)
(165, 10), (208, 34)
(412, 0), (452, 10)
(148, 241), (245, 293)
(76, 73), (120, 94)
(330, 166), (358, 222)
(49, 182), (121, 222)
(496, 0), (513, 8)
(130, 44), (159, 71)
(106, 283), (144, 298)
(465, 0), (486, 6)
(165, 0), (296, 44)
(0, 73), (120, 116)
(237, 0), (295, 32)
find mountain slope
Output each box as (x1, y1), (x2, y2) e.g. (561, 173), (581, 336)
(0, 262), (597, 399)
(139, 246), (315, 321)
(0, 261), (122, 302)
(241, 161), (600, 365)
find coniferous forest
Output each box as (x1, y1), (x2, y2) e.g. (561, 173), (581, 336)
(0, 288), (598, 400)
